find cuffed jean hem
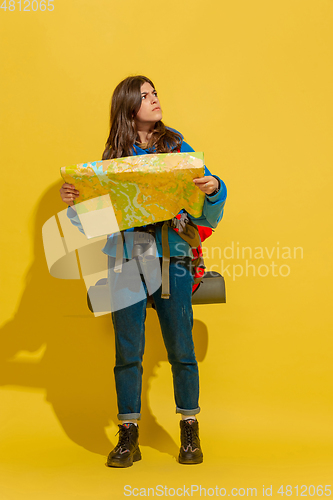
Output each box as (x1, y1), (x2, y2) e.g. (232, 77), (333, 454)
(176, 406), (201, 416)
(117, 413), (141, 421)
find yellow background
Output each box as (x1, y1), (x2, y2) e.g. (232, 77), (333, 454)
(1, 0), (332, 498)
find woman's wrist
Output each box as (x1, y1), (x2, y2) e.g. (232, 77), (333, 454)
(207, 177), (220, 196)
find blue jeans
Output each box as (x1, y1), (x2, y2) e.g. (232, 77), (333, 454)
(108, 256), (200, 420)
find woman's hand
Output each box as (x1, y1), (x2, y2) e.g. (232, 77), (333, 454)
(193, 176), (219, 195)
(60, 183), (79, 206)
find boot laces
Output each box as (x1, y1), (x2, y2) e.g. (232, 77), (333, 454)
(115, 425), (131, 450)
(183, 421), (198, 451)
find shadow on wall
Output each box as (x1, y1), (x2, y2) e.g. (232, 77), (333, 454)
(0, 181), (209, 459)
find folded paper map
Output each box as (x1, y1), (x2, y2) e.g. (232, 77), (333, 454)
(61, 152), (205, 235)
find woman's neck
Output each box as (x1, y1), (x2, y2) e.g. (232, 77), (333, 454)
(136, 124), (155, 144)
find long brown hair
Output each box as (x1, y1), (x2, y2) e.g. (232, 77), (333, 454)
(102, 75), (183, 160)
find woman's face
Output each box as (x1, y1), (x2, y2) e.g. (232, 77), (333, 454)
(134, 82), (162, 127)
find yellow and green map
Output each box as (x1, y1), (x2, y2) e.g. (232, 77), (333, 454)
(61, 152), (205, 232)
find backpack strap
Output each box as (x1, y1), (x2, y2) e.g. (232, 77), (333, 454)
(114, 231), (125, 273)
(161, 222), (171, 299)
(163, 213), (207, 296)
(169, 213), (209, 289)
(169, 212), (201, 247)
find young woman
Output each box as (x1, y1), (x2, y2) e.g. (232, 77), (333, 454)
(60, 75), (227, 467)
